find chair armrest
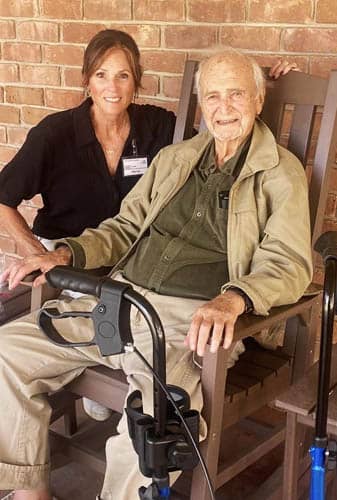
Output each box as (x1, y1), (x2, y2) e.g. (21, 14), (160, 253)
(232, 294), (320, 344)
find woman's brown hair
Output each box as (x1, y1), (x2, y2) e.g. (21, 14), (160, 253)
(82, 29), (143, 94)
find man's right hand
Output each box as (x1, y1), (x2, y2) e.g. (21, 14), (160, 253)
(2, 245), (72, 290)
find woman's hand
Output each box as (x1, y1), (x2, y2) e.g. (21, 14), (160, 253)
(2, 246), (72, 290)
(269, 59), (300, 79)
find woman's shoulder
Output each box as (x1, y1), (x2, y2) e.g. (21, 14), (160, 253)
(130, 102), (176, 124)
(34, 100), (87, 135)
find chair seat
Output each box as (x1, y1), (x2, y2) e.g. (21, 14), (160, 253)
(63, 342), (291, 423)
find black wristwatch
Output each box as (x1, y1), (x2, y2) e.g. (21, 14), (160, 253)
(227, 287), (253, 313)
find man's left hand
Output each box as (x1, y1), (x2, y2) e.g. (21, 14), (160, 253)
(185, 290), (246, 356)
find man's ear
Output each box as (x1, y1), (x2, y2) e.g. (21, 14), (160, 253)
(255, 94), (264, 115)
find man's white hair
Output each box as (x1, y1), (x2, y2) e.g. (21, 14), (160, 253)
(195, 46), (266, 103)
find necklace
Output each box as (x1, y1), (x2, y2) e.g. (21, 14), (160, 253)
(103, 147), (115, 154)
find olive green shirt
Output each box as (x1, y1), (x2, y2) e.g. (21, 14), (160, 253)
(123, 139), (249, 299)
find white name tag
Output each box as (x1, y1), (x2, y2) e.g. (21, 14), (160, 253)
(122, 156), (148, 177)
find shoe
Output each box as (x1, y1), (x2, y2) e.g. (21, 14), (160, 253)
(82, 397), (113, 421)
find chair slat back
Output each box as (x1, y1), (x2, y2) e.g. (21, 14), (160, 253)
(173, 61), (337, 245)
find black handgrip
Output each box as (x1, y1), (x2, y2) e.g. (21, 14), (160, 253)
(314, 231), (337, 262)
(46, 266), (107, 297)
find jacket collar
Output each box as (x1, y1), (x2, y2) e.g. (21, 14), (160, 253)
(173, 117), (280, 177)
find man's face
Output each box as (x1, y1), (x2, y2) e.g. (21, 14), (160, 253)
(199, 58), (263, 145)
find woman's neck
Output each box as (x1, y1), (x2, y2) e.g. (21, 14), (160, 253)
(90, 106), (130, 142)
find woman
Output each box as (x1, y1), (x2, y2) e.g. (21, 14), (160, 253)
(0, 29), (176, 257)
(0, 29), (176, 422)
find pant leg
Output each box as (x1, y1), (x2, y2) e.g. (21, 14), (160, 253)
(0, 294), (124, 490)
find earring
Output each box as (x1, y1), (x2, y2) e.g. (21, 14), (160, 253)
(85, 87), (91, 98)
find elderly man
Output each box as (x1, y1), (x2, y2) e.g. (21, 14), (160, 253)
(0, 48), (312, 500)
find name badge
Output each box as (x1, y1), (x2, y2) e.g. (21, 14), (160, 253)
(122, 156), (148, 177)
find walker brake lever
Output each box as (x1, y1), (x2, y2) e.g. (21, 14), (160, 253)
(38, 266), (134, 356)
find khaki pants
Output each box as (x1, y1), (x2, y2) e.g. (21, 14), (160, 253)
(0, 277), (244, 499)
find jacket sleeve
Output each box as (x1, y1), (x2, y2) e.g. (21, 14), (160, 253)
(223, 150), (313, 316)
(62, 151), (164, 269)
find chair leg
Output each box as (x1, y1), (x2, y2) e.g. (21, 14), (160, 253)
(63, 397), (78, 436)
(282, 412), (304, 500)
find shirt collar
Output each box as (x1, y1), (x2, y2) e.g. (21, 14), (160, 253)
(72, 100), (155, 151)
(198, 136), (251, 180)
(72, 97), (97, 148)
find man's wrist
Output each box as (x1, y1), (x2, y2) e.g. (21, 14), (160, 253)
(56, 245), (73, 266)
(226, 287), (253, 313)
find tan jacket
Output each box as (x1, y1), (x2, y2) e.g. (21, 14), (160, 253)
(66, 118), (312, 317)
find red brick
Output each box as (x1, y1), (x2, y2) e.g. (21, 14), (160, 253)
(62, 23), (105, 44)
(164, 26), (217, 49)
(0, 20), (15, 38)
(220, 27), (281, 51)
(163, 75), (182, 99)
(7, 126), (29, 146)
(188, 0), (245, 22)
(3, 43), (41, 63)
(0, 145), (17, 163)
(64, 67), (83, 88)
(21, 65), (60, 86)
(249, 0), (312, 23)
(310, 57), (337, 78)
(136, 96), (177, 113)
(111, 24), (160, 48)
(5, 86), (44, 106)
(0, 105), (20, 124)
(42, 45), (84, 66)
(0, 126), (6, 143)
(84, 0), (131, 20)
(45, 89), (83, 109)
(40, 0), (82, 19)
(21, 106), (54, 125)
(141, 50), (186, 73)
(0, 63), (19, 83)
(0, 0), (35, 17)
(18, 204), (38, 227)
(141, 74), (159, 96)
(17, 21), (59, 42)
(317, 0), (337, 23)
(134, 0), (184, 21)
(0, 235), (16, 254)
(284, 28), (337, 53)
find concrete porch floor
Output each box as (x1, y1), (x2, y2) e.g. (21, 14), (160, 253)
(0, 402), (286, 500)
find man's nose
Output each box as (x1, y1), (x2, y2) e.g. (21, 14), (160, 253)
(218, 96), (233, 111)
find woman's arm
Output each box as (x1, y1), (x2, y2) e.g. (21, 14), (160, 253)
(0, 204), (46, 257)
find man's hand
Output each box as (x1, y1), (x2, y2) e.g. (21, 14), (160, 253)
(185, 290), (246, 357)
(2, 246), (72, 290)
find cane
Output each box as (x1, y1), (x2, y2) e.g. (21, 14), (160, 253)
(310, 232), (337, 499)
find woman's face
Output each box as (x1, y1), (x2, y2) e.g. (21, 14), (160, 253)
(88, 48), (136, 119)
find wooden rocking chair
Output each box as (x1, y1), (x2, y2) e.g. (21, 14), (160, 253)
(4, 62), (337, 499)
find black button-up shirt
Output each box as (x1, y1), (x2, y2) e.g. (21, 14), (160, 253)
(0, 98), (176, 239)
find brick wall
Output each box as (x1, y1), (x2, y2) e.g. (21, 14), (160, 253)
(1, 0), (337, 266)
